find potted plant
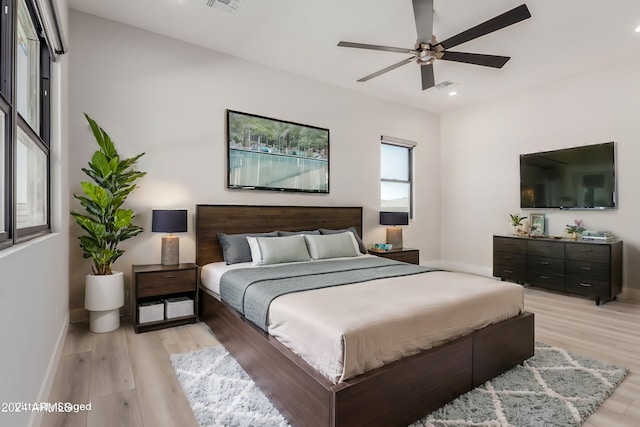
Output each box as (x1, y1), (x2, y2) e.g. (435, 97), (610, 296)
(509, 213), (528, 236)
(71, 114), (146, 333)
(565, 219), (586, 240)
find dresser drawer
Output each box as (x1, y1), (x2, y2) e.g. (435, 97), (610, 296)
(493, 237), (526, 254)
(526, 269), (564, 290)
(494, 251), (526, 268)
(565, 243), (610, 263)
(565, 277), (609, 298)
(566, 260), (609, 281)
(493, 264), (526, 282)
(527, 255), (564, 273)
(527, 240), (564, 258)
(137, 268), (196, 298)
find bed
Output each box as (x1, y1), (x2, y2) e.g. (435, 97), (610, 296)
(196, 205), (534, 427)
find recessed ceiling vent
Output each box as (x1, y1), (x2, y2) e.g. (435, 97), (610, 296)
(206, 0), (242, 14)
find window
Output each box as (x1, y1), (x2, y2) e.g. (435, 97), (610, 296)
(17, 0), (40, 133)
(1, 0), (53, 248)
(380, 136), (415, 217)
(0, 107), (6, 240)
(16, 127), (47, 229)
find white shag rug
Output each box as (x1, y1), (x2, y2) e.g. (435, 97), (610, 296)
(170, 343), (627, 427)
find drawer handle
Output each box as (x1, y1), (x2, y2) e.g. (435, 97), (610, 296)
(540, 275), (549, 280)
(539, 261), (550, 265)
(580, 249), (593, 252)
(505, 256), (513, 259)
(580, 267), (592, 271)
(162, 275), (176, 279)
(504, 269), (513, 274)
(579, 283), (592, 287)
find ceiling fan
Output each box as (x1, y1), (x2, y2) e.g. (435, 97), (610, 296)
(337, 1), (531, 90)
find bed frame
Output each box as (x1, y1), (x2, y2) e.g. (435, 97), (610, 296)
(196, 204), (534, 427)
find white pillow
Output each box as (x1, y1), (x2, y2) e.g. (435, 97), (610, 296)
(303, 232), (361, 260)
(246, 235), (311, 266)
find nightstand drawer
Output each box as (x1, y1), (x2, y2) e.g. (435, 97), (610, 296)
(137, 268), (196, 298)
(368, 248), (419, 265)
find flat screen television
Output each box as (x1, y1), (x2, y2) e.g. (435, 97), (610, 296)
(227, 110), (329, 193)
(520, 142), (616, 209)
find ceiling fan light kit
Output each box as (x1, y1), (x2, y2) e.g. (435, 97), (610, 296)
(338, 1), (532, 90)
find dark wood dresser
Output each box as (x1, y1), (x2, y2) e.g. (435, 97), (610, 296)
(493, 235), (622, 305)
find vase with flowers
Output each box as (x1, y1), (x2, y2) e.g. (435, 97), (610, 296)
(565, 220), (586, 240)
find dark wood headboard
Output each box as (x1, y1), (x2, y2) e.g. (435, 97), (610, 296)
(196, 205), (363, 266)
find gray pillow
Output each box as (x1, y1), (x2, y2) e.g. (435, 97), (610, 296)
(217, 231), (278, 264)
(319, 227), (366, 254)
(250, 235), (311, 265)
(278, 230), (321, 236)
(304, 233), (360, 260)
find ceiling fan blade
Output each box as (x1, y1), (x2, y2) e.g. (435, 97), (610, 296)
(436, 4), (531, 50)
(412, 0), (434, 43)
(420, 63), (435, 90)
(357, 57), (415, 82)
(440, 51), (510, 68)
(338, 41), (414, 54)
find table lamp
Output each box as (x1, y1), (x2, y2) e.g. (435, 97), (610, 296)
(379, 211), (409, 249)
(152, 209), (187, 265)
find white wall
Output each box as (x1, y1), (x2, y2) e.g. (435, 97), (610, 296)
(0, 2), (70, 426)
(68, 11), (441, 315)
(440, 56), (640, 296)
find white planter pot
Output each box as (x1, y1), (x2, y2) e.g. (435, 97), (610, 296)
(85, 271), (124, 333)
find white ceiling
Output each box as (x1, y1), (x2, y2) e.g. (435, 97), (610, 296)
(68, 0), (640, 114)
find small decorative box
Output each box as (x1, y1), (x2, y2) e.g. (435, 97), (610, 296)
(138, 301), (164, 324)
(164, 297), (194, 319)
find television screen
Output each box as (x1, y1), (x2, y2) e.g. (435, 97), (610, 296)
(520, 142), (616, 209)
(227, 110), (329, 193)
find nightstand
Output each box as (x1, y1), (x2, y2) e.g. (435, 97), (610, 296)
(368, 248), (420, 265)
(132, 263), (198, 333)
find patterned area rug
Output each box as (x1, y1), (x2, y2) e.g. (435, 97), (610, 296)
(170, 343), (627, 427)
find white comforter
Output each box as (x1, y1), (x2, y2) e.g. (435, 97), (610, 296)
(201, 260), (524, 384)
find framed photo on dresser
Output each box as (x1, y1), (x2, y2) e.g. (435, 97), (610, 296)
(530, 213), (545, 236)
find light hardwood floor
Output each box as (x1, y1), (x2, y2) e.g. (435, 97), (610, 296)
(41, 288), (640, 427)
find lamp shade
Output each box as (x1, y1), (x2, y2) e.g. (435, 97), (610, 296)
(379, 211), (409, 226)
(152, 210), (187, 233)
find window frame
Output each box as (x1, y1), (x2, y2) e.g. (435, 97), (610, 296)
(0, 0), (52, 250)
(380, 136), (415, 219)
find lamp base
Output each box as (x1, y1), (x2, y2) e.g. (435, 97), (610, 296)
(161, 236), (180, 265)
(386, 227), (403, 249)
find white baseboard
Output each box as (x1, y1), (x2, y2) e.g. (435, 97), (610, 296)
(70, 307), (89, 323)
(620, 288), (640, 301)
(436, 261), (494, 278)
(29, 313), (69, 427)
